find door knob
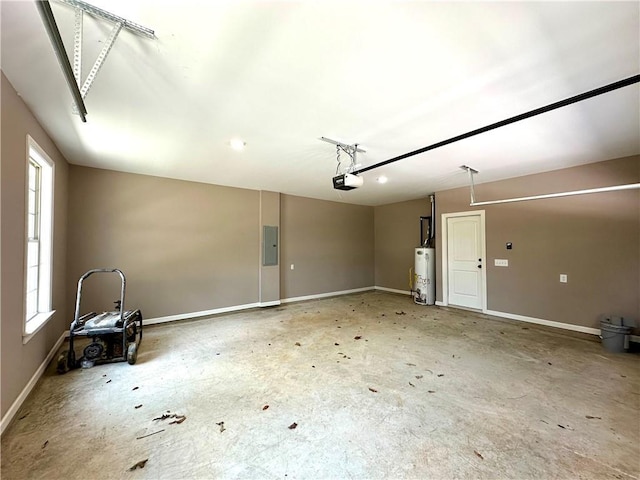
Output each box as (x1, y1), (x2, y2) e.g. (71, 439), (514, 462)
(477, 265), (482, 268)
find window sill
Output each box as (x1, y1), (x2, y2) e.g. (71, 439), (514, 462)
(23, 310), (56, 344)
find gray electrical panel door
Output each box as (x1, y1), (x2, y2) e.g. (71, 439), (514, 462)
(263, 226), (278, 266)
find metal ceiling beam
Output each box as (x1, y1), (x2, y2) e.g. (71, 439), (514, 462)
(353, 74), (640, 176)
(35, 0), (87, 122)
(54, 0), (155, 38)
(80, 21), (123, 98)
(73, 7), (82, 86)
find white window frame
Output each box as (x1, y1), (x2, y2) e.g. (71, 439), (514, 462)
(23, 136), (56, 343)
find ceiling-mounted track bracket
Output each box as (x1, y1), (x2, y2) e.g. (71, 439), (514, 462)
(320, 137), (366, 174)
(47, 0), (155, 118)
(55, 0), (155, 38)
(460, 165), (479, 204)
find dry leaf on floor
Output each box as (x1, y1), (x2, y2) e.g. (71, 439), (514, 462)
(169, 415), (186, 425)
(474, 450), (484, 460)
(585, 415), (601, 420)
(216, 421), (225, 433)
(368, 387), (378, 393)
(288, 422), (298, 430)
(128, 459), (148, 471)
(262, 405), (269, 410)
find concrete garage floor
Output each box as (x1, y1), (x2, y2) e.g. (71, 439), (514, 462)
(1, 291), (638, 479)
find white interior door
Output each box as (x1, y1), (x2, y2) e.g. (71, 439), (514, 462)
(447, 215), (483, 309)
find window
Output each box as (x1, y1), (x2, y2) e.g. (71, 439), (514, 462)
(24, 137), (55, 339)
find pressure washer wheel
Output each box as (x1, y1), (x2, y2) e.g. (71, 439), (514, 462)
(56, 350), (70, 374)
(84, 342), (104, 361)
(127, 343), (138, 365)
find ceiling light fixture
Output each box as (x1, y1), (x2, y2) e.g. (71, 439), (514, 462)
(377, 176), (388, 184)
(229, 138), (246, 151)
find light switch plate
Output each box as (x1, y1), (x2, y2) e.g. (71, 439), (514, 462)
(560, 274), (567, 283)
(495, 259), (508, 267)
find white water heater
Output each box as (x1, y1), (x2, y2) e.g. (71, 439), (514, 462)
(414, 247), (435, 305)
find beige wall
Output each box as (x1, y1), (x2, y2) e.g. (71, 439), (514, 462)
(259, 191), (280, 304)
(435, 156), (640, 329)
(1, 73), (69, 418)
(67, 166), (261, 319)
(374, 198), (431, 290)
(280, 195), (374, 298)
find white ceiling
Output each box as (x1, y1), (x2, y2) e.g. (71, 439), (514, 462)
(2, 1), (639, 206)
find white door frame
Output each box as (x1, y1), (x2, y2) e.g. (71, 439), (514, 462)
(440, 210), (487, 312)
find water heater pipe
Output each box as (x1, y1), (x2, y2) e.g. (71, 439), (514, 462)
(429, 194), (435, 241)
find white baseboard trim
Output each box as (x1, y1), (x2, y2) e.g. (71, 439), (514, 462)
(436, 303), (639, 343)
(374, 286), (412, 296)
(281, 287), (374, 304)
(144, 302), (260, 326)
(1, 331), (67, 436)
(259, 301), (281, 307)
(484, 309), (600, 336)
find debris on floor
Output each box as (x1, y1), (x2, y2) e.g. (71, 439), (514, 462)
(262, 405), (269, 410)
(169, 415), (186, 425)
(18, 413), (29, 421)
(415, 375), (423, 379)
(406, 363), (416, 366)
(295, 342), (301, 346)
(354, 336), (362, 340)
(409, 382), (415, 387)
(396, 311), (406, 315)
(586, 415), (601, 420)
(136, 430), (164, 440)
(106, 379), (112, 384)
(134, 404), (143, 409)
(132, 386), (139, 391)
(153, 413), (186, 425)
(42, 440), (49, 449)
(428, 390), (436, 394)
(288, 422), (298, 430)
(474, 450), (484, 460)
(334, 343), (340, 346)
(437, 374), (444, 377)
(216, 421), (226, 433)
(368, 387), (378, 393)
(128, 459), (148, 471)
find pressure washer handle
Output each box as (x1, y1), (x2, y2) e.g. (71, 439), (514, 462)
(72, 268), (127, 328)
